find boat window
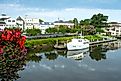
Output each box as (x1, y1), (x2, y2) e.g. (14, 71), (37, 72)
(78, 40), (82, 42)
(83, 42), (89, 44)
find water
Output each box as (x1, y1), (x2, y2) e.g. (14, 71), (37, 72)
(1, 41), (121, 81)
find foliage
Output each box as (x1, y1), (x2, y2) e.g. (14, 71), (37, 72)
(45, 25), (79, 34)
(58, 25), (68, 34)
(73, 18), (78, 28)
(45, 27), (58, 34)
(90, 13), (108, 28)
(84, 35), (103, 41)
(79, 13), (108, 35)
(96, 28), (105, 33)
(26, 28), (41, 36)
(25, 37), (73, 48)
(80, 19), (90, 26)
(81, 25), (96, 35)
(0, 28), (27, 81)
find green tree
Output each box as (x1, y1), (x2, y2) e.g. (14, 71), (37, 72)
(73, 18), (78, 28)
(26, 28), (41, 36)
(90, 13), (108, 28)
(45, 27), (58, 34)
(58, 25), (67, 34)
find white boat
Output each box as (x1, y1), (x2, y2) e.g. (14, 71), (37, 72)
(67, 38), (89, 50)
(67, 48), (89, 60)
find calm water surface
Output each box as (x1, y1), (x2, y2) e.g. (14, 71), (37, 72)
(1, 41), (121, 81)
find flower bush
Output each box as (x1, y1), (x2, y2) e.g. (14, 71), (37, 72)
(0, 28), (27, 81)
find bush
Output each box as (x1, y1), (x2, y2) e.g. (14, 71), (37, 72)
(26, 28), (41, 36)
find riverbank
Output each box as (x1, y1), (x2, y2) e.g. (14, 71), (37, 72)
(25, 36), (73, 48)
(25, 35), (117, 49)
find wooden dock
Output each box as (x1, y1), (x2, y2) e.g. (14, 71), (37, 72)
(89, 39), (117, 45)
(54, 39), (117, 49)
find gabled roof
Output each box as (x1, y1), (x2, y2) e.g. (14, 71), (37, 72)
(16, 16), (24, 21)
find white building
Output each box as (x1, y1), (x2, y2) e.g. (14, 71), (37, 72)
(0, 14), (11, 29)
(54, 20), (74, 28)
(39, 22), (54, 34)
(16, 16), (25, 30)
(106, 22), (121, 36)
(24, 16), (39, 29)
(5, 18), (17, 28)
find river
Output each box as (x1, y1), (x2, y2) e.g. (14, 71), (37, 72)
(1, 40), (121, 81)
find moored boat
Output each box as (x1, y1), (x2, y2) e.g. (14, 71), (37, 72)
(67, 38), (89, 50)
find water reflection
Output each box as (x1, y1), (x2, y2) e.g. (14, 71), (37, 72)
(0, 56), (26, 81)
(67, 48), (89, 60)
(30, 40), (121, 62)
(90, 46), (106, 61)
(1, 41), (121, 81)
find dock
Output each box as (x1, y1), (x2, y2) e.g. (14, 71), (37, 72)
(89, 39), (117, 45)
(54, 38), (117, 49)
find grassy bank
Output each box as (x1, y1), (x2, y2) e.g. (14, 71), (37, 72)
(25, 35), (105, 48)
(25, 37), (73, 48)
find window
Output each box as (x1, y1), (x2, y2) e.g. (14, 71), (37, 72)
(12, 20), (15, 22)
(78, 40), (82, 42)
(116, 30), (119, 32)
(20, 24), (22, 26)
(8, 20), (11, 22)
(116, 33), (119, 35)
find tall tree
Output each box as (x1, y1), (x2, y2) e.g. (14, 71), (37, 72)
(73, 18), (78, 28)
(90, 13), (108, 28)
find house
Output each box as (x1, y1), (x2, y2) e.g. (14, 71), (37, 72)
(54, 20), (74, 28)
(106, 22), (121, 36)
(0, 14), (11, 29)
(39, 22), (54, 34)
(24, 16), (39, 29)
(5, 18), (17, 28)
(16, 16), (25, 30)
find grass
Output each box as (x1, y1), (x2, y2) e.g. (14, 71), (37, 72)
(25, 35), (106, 48)
(25, 37), (73, 48)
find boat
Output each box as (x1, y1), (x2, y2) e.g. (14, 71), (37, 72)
(67, 48), (89, 60)
(67, 38), (89, 50)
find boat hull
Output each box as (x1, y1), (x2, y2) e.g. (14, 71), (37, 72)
(67, 43), (89, 50)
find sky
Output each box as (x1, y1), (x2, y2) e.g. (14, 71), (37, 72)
(0, 0), (121, 22)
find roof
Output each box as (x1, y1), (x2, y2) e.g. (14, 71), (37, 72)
(40, 22), (54, 25)
(16, 16), (24, 21)
(108, 22), (121, 24)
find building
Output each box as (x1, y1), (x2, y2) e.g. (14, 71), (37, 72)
(24, 16), (39, 29)
(5, 18), (17, 28)
(16, 16), (25, 30)
(39, 22), (54, 34)
(0, 14), (11, 29)
(106, 22), (121, 36)
(54, 20), (74, 28)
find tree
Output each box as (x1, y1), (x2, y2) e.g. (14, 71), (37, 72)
(26, 28), (41, 36)
(45, 27), (58, 34)
(73, 18), (78, 28)
(80, 19), (94, 35)
(80, 19), (90, 26)
(58, 25), (67, 34)
(90, 13), (108, 28)
(81, 25), (96, 35)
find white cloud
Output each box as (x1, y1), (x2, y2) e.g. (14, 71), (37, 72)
(0, 3), (121, 22)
